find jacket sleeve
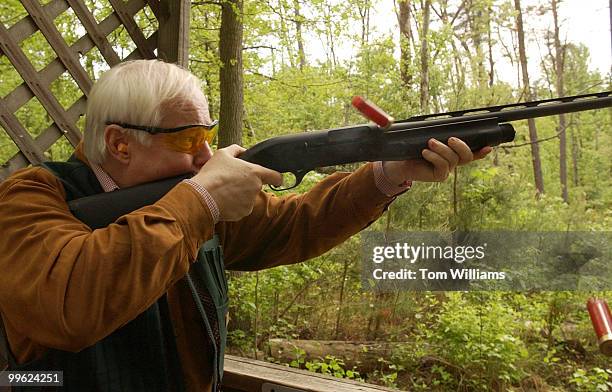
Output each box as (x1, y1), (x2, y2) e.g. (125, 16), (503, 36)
(219, 163), (397, 270)
(0, 167), (215, 353)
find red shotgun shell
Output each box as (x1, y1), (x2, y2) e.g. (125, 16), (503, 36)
(351, 96), (394, 129)
(587, 298), (612, 356)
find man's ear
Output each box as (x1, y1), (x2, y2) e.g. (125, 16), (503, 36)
(104, 125), (130, 164)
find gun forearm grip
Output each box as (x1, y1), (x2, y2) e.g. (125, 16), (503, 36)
(240, 120), (516, 174)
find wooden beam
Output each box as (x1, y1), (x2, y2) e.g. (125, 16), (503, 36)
(65, 0), (122, 67)
(0, 152), (29, 181)
(20, 0), (93, 96)
(0, 99), (46, 164)
(107, 0), (156, 59)
(223, 355), (399, 392)
(157, 0), (190, 66)
(124, 32), (159, 62)
(4, 0), (69, 48)
(143, 0), (161, 20)
(0, 96), (87, 179)
(0, 23), (81, 147)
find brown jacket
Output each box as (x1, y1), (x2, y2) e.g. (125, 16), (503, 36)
(0, 153), (395, 390)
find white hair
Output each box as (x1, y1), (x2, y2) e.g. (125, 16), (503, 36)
(83, 60), (208, 164)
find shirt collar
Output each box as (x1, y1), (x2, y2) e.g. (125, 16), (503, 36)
(90, 163), (120, 192)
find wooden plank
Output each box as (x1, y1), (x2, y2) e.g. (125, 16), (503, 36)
(0, 23), (81, 147)
(223, 355), (399, 392)
(124, 31), (159, 61)
(107, 0), (156, 59)
(4, 0), (68, 47)
(143, 0), (161, 20)
(20, 0), (93, 96)
(157, 0), (189, 66)
(0, 99), (46, 164)
(4, 0), (147, 114)
(37, 95), (86, 150)
(0, 152), (29, 181)
(0, 96), (86, 180)
(65, 0), (122, 67)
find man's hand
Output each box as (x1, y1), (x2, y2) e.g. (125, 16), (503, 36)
(191, 144), (283, 221)
(382, 137), (492, 184)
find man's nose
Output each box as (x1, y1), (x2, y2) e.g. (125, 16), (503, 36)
(193, 141), (214, 170)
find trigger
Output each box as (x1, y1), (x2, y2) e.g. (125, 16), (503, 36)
(270, 169), (310, 191)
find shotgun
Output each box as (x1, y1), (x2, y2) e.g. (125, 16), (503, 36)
(68, 91), (611, 229)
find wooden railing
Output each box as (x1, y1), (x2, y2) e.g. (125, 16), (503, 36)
(223, 355), (399, 392)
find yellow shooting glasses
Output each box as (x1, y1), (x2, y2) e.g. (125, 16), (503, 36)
(106, 120), (219, 154)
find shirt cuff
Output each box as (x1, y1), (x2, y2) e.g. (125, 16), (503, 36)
(373, 161), (412, 197)
(182, 179), (220, 224)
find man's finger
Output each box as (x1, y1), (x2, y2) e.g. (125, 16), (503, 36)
(252, 165), (283, 187)
(447, 137), (474, 164)
(427, 138), (459, 170)
(473, 146), (493, 160)
(422, 149), (449, 181)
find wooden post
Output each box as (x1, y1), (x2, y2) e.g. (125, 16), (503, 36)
(157, 0), (190, 67)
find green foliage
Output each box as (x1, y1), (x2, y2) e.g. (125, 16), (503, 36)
(569, 368), (612, 392)
(303, 355), (364, 381)
(426, 293), (529, 389)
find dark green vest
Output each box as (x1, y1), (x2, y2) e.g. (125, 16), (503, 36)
(3, 157), (229, 391)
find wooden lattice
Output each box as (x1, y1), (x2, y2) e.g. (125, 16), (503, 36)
(0, 0), (189, 181)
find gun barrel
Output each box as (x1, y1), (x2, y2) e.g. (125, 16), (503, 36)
(392, 91), (612, 130)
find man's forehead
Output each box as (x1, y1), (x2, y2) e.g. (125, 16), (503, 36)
(162, 95), (210, 123)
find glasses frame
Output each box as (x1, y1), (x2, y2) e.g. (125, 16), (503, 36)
(105, 120), (219, 135)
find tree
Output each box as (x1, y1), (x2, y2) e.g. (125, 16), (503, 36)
(396, 0), (413, 89)
(418, 0), (432, 113)
(219, 0), (244, 147)
(550, 0), (568, 202)
(293, 0), (307, 70)
(514, 0), (544, 196)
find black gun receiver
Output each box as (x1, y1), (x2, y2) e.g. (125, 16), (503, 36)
(69, 91), (611, 228)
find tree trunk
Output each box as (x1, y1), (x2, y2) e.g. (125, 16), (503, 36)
(438, 0), (465, 107)
(397, 0), (412, 88)
(219, 0), (244, 147)
(293, 0), (306, 70)
(334, 258), (350, 340)
(466, 0), (487, 91)
(358, 0), (371, 47)
(487, 3), (495, 88)
(571, 126), (580, 186)
(514, 0), (544, 196)
(419, 0), (432, 113)
(551, 0), (568, 202)
(324, 3), (338, 67)
(278, 1), (295, 68)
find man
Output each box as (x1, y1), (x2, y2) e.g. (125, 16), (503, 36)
(0, 60), (490, 391)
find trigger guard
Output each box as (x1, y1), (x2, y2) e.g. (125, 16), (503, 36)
(269, 169), (311, 191)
